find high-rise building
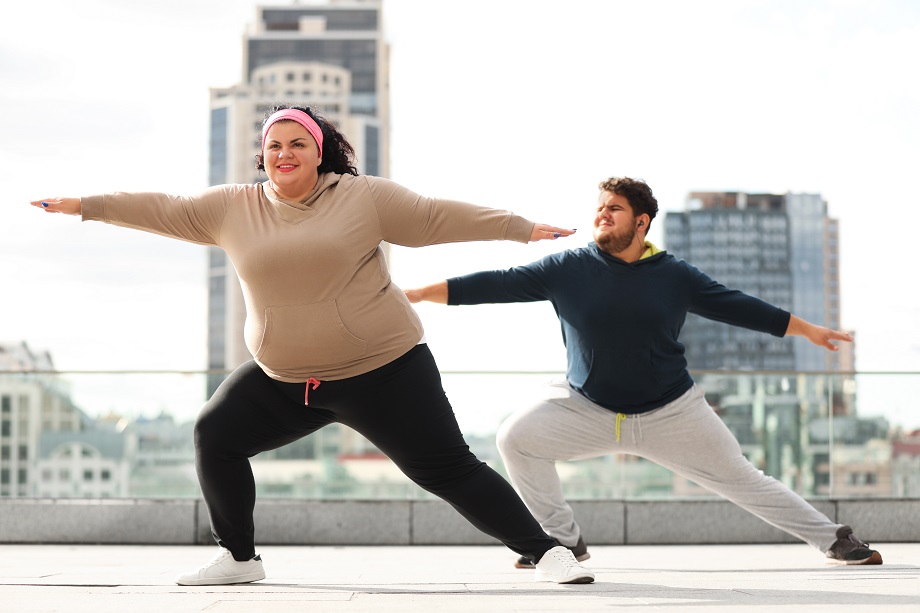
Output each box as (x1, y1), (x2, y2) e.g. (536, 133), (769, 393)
(663, 191), (857, 495)
(664, 191), (846, 372)
(206, 1), (390, 396)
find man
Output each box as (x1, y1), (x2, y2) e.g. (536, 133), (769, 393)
(405, 177), (881, 568)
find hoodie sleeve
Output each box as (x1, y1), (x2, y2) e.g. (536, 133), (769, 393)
(364, 176), (534, 247)
(447, 256), (558, 305)
(80, 184), (239, 246)
(685, 262), (790, 336)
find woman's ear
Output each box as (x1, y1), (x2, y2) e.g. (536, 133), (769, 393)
(255, 154), (265, 171)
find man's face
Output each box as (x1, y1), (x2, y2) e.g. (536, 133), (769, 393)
(593, 190), (638, 256)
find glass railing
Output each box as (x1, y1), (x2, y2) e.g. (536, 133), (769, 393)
(2, 369), (917, 500)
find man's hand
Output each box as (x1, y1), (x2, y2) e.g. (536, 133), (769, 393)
(786, 314), (853, 351)
(404, 281), (448, 304)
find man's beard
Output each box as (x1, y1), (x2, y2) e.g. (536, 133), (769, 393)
(595, 224), (637, 256)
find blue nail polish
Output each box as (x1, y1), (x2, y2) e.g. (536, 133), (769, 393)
(553, 233), (561, 238)
(41, 201), (49, 207)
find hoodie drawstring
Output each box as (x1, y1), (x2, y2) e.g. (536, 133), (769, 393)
(304, 377), (321, 405)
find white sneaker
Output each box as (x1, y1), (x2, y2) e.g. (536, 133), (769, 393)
(175, 547), (266, 586)
(534, 545), (595, 584)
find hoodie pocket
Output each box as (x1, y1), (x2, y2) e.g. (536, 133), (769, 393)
(255, 301), (367, 369)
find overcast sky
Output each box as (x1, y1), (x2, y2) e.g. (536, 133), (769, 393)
(1, 0), (918, 432)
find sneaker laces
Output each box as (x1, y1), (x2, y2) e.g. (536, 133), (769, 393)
(543, 547), (579, 569)
(202, 548), (233, 569)
(844, 532), (870, 549)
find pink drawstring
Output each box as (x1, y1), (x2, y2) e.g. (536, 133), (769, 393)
(304, 377), (321, 405)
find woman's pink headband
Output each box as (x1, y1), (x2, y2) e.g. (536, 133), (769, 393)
(261, 109), (324, 155)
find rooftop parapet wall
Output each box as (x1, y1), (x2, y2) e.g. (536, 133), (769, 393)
(1, 498), (917, 545)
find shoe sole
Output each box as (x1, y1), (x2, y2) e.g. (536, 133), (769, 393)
(515, 551), (590, 569)
(534, 571), (595, 584)
(832, 550), (883, 566)
(176, 570), (266, 586)
(556, 574), (595, 584)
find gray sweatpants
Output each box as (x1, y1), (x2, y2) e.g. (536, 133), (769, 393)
(496, 382), (841, 552)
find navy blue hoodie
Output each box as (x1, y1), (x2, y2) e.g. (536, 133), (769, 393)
(447, 242), (790, 414)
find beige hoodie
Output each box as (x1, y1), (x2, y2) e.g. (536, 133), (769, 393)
(81, 173), (534, 381)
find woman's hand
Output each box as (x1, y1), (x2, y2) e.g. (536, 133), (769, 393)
(530, 224), (576, 242)
(30, 197), (82, 215)
(785, 314), (853, 351)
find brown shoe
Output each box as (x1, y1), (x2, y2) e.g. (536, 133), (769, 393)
(826, 525), (882, 565)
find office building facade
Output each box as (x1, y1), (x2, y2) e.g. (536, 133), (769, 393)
(664, 191), (846, 372)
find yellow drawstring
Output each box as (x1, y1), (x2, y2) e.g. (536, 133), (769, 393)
(615, 412), (627, 443)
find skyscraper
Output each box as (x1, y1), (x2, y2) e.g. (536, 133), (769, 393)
(663, 191), (853, 494)
(664, 191), (846, 372)
(206, 1), (389, 396)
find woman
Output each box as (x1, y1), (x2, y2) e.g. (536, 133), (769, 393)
(31, 105), (594, 585)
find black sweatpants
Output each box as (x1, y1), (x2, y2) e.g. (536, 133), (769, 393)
(195, 344), (558, 561)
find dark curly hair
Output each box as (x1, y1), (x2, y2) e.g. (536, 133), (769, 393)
(598, 177), (659, 230)
(256, 104), (358, 176)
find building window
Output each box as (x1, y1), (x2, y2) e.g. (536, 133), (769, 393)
(1, 395), (11, 412)
(59, 469), (70, 481)
(42, 469), (52, 481)
(0, 469), (8, 485)
(83, 470), (94, 481)
(0, 420), (10, 437)
(18, 445), (27, 460)
(0, 445), (9, 460)
(101, 470), (112, 481)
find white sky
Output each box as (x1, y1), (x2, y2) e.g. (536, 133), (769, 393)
(1, 0), (918, 432)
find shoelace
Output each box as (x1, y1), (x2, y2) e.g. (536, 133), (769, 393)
(847, 533), (870, 548)
(545, 548), (578, 569)
(202, 549), (232, 569)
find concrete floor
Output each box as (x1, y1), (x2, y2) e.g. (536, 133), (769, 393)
(0, 543), (918, 612)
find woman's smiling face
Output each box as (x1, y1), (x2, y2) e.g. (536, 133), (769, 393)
(262, 120), (322, 201)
